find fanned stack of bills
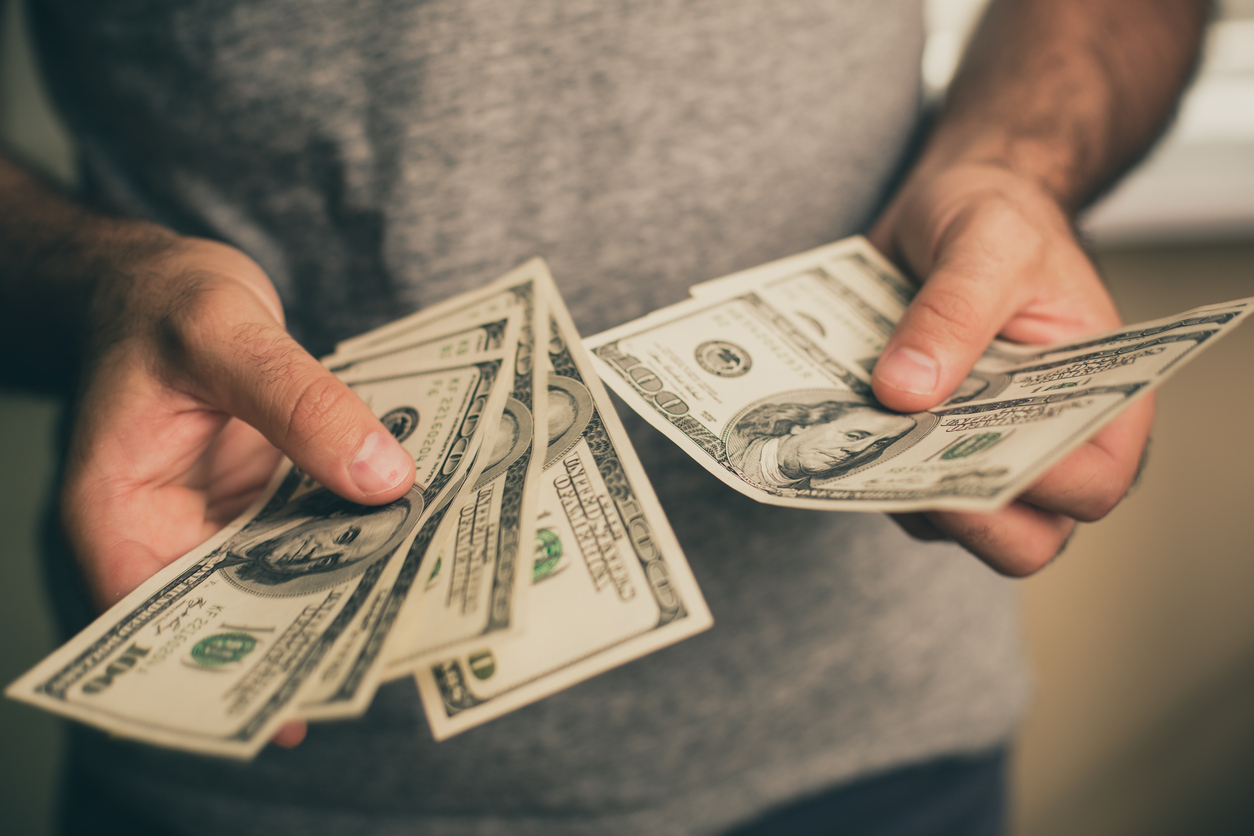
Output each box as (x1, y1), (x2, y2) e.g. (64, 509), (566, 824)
(8, 239), (1251, 758)
(586, 237), (1253, 512)
(6, 259), (712, 756)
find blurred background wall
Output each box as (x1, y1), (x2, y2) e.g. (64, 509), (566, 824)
(1, 1), (1252, 833)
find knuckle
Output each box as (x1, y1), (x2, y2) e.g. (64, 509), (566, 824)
(153, 270), (215, 331)
(1007, 546), (1055, 577)
(1072, 484), (1126, 523)
(975, 197), (1037, 239)
(152, 272), (283, 380)
(277, 370), (361, 455)
(1065, 466), (1132, 523)
(994, 540), (1056, 578)
(151, 280), (237, 374)
(965, 192), (1050, 250)
(911, 284), (986, 347)
(234, 323), (304, 387)
(947, 198), (1052, 278)
(961, 519), (1061, 578)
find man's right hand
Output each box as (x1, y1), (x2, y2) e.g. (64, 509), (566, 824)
(59, 236), (415, 613)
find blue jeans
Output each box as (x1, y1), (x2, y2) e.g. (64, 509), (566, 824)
(723, 749), (1007, 836)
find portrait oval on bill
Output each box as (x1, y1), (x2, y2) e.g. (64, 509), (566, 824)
(220, 484), (426, 596)
(476, 397), (534, 487)
(723, 390), (930, 492)
(544, 374), (595, 468)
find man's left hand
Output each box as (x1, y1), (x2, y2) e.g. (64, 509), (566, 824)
(868, 162), (1154, 576)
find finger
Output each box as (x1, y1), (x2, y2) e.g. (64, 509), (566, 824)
(926, 502), (1076, 577)
(889, 512), (950, 542)
(1016, 396), (1155, 521)
(175, 290), (415, 505)
(872, 201), (1044, 412)
(270, 721), (308, 749)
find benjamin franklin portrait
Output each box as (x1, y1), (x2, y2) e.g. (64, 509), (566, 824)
(220, 484), (424, 595)
(726, 394), (917, 490)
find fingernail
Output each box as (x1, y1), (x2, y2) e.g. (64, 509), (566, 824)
(876, 346), (939, 395)
(350, 432), (412, 496)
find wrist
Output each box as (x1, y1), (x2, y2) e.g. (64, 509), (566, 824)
(905, 125), (1096, 218)
(0, 187), (184, 390)
(912, 0), (1208, 214)
(73, 219), (186, 363)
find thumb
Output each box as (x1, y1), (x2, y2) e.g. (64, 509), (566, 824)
(193, 313), (415, 505)
(871, 222), (1027, 413)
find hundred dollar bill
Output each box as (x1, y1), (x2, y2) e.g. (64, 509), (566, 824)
(687, 236), (1029, 385)
(585, 240), (1254, 512)
(942, 302), (1254, 405)
(4, 351), (513, 757)
(688, 238), (1254, 384)
(300, 265), (550, 716)
(412, 275), (712, 741)
(328, 265), (526, 362)
(324, 285), (523, 375)
(327, 316), (516, 383)
(295, 309), (524, 720)
(382, 269), (550, 670)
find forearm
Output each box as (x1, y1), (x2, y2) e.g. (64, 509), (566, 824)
(0, 154), (177, 391)
(916, 0), (1210, 211)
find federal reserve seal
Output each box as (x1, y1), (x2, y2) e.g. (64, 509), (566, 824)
(695, 340), (752, 378)
(189, 632), (257, 668)
(533, 528), (564, 583)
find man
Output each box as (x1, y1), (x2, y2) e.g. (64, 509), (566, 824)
(0, 0), (1206, 833)
(727, 397), (917, 489)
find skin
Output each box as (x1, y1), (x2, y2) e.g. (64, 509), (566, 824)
(0, 222), (416, 749)
(0, 0), (1210, 748)
(867, 0), (1208, 577)
(775, 410), (915, 480)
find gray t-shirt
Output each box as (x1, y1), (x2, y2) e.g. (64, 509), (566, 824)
(33, 1), (1029, 833)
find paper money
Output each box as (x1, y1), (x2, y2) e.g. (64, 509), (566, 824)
(411, 272), (712, 741)
(4, 350), (513, 756)
(585, 238), (1254, 512)
(6, 257), (712, 755)
(5, 258), (712, 754)
(321, 262), (551, 690)
(15, 235), (1244, 756)
(295, 308), (523, 720)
